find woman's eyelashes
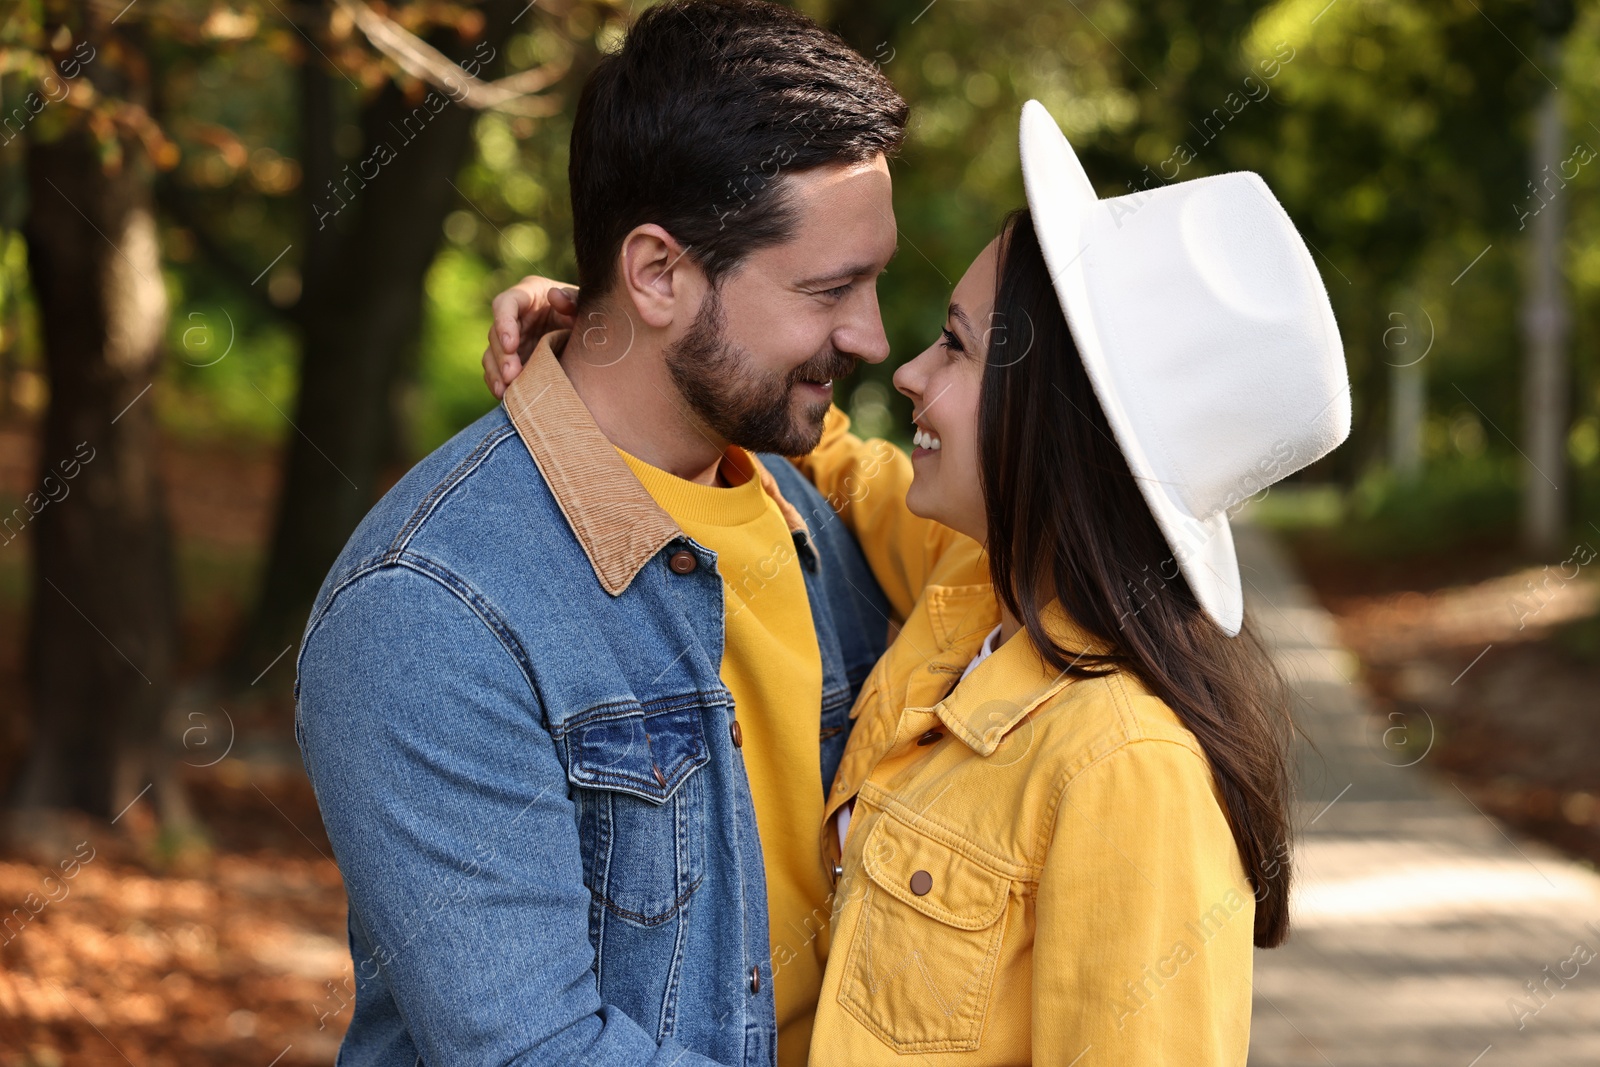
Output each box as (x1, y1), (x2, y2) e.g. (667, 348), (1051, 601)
(939, 326), (965, 354)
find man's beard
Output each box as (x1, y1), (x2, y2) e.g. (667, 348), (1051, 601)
(665, 287), (858, 457)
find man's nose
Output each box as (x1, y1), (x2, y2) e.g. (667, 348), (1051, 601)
(835, 289), (890, 365)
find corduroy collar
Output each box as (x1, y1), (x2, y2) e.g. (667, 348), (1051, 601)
(501, 329), (813, 595)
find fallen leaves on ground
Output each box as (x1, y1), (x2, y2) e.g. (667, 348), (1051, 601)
(1294, 535), (1600, 868)
(0, 763), (352, 1067)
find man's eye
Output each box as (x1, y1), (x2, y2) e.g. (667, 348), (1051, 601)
(821, 283), (852, 299)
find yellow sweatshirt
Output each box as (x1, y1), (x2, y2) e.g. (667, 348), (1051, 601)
(617, 445), (827, 1067)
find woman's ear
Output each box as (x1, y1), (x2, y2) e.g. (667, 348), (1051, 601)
(618, 224), (696, 330)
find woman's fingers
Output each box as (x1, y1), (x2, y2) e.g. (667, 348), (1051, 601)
(550, 286), (579, 320)
(515, 285), (579, 343)
(482, 355), (505, 400)
(490, 286), (530, 355)
(484, 277), (579, 397)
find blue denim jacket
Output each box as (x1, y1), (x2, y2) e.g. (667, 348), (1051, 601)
(295, 332), (888, 1066)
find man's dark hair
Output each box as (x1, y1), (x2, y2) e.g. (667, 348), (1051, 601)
(568, 0), (908, 304)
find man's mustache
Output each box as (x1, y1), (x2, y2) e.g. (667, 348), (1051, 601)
(788, 349), (860, 388)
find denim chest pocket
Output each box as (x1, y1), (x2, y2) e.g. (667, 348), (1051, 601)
(840, 809), (1012, 1053)
(564, 700), (710, 927)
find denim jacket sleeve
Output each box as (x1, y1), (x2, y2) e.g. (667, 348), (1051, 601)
(296, 563), (728, 1067)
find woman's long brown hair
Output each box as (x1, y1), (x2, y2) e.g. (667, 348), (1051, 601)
(980, 209), (1294, 948)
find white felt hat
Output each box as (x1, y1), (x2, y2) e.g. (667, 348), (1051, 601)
(1018, 99), (1350, 636)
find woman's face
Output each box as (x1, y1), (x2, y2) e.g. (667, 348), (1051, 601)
(893, 236), (1001, 546)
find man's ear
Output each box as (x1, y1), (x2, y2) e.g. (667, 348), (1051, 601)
(618, 224), (699, 330)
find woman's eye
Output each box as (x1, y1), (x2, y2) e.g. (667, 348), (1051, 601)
(939, 327), (964, 353)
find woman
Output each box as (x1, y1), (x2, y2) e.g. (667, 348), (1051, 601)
(485, 101), (1348, 1064)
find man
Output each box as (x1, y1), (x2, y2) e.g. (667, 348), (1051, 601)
(295, 2), (908, 1064)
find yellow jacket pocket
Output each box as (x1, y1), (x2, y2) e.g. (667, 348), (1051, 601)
(839, 809), (1012, 1053)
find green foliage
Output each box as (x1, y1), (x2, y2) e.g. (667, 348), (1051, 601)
(1342, 454), (1524, 554)
(1250, 452), (1522, 554)
(160, 263), (299, 443)
(1256, 444), (1600, 563)
(2, 0), (1596, 566)
(412, 246), (502, 452)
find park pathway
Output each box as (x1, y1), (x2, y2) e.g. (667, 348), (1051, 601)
(1237, 522), (1600, 1067)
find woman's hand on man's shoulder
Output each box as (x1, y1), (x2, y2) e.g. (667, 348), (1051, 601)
(482, 275), (579, 399)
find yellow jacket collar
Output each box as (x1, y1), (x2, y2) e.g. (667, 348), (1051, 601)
(501, 330), (811, 596)
(932, 598), (1114, 756)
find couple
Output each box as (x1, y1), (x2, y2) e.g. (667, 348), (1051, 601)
(294, 2), (1350, 1064)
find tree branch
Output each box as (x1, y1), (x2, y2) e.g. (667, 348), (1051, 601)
(333, 0), (570, 116)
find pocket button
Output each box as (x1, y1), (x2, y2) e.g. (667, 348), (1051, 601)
(909, 869), (933, 896)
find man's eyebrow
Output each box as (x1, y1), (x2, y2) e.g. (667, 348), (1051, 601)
(798, 247), (898, 289)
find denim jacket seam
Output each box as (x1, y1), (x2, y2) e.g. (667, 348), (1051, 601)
(551, 689), (734, 739)
(573, 749), (704, 793)
(296, 554), (396, 690)
(293, 420), (518, 688)
(298, 552), (542, 714)
(819, 677), (854, 710)
(1108, 672), (1207, 756)
(590, 872), (705, 928)
(390, 553), (541, 698)
(389, 421), (519, 555)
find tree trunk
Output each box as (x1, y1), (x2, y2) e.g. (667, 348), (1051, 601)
(1519, 37), (1570, 554)
(15, 95), (176, 824)
(235, 0), (521, 681)
(1389, 359), (1424, 481)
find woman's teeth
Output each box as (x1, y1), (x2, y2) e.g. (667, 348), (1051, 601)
(913, 426), (942, 451)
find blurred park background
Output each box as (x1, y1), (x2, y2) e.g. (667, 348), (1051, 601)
(1, 0), (1599, 1063)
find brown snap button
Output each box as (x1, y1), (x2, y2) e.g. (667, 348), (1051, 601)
(668, 549), (698, 575)
(909, 870), (933, 896)
(749, 965), (761, 993)
(730, 720), (743, 748)
(652, 764), (666, 787)
(916, 729), (944, 746)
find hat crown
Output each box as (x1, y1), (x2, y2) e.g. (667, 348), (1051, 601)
(1019, 98), (1351, 635)
(1081, 173), (1349, 521)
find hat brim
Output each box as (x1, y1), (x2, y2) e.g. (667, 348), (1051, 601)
(1018, 100), (1244, 636)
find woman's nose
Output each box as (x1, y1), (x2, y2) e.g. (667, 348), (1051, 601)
(893, 353), (924, 404)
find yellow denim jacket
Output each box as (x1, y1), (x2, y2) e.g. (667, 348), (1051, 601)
(796, 410), (1254, 1066)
